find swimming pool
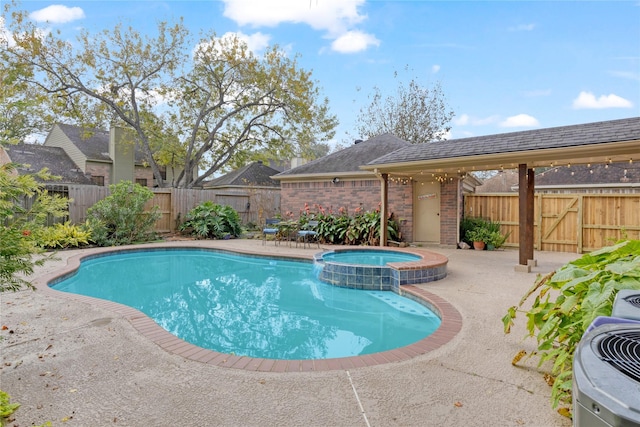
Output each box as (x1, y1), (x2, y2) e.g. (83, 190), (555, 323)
(51, 248), (441, 360)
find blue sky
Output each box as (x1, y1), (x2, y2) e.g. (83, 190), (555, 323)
(8, 0), (640, 147)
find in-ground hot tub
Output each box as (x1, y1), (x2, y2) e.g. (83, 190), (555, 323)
(314, 248), (448, 291)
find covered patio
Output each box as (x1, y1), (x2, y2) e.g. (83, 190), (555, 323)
(362, 117), (640, 271)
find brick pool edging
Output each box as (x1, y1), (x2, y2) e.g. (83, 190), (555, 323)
(34, 243), (462, 372)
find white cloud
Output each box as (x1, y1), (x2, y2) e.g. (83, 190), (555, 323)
(222, 0), (375, 54)
(431, 64), (440, 74)
(228, 31), (271, 53)
(29, 5), (85, 24)
(454, 114), (500, 126)
(499, 114), (539, 128)
(508, 23), (535, 31)
(572, 91), (633, 109)
(331, 30), (379, 53)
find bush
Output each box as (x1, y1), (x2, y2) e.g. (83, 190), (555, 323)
(0, 163), (68, 292)
(179, 201), (242, 239)
(85, 181), (160, 246)
(502, 240), (640, 414)
(299, 204), (399, 246)
(35, 222), (91, 249)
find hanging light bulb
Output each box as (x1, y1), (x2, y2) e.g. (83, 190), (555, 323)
(587, 163), (591, 167)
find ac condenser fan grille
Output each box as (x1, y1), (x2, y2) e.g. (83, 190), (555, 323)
(624, 295), (640, 308)
(596, 330), (640, 383)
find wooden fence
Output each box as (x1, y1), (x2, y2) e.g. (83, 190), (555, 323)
(464, 193), (640, 253)
(65, 185), (280, 233)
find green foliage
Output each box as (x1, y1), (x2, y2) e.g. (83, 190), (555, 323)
(0, 162), (68, 292)
(0, 389), (20, 422)
(85, 181), (160, 246)
(179, 201), (242, 239)
(502, 240), (640, 412)
(462, 216), (508, 248)
(35, 222), (91, 249)
(299, 204), (399, 246)
(3, 3), (338, 188)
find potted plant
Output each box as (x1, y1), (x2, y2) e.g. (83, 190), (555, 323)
(486, 230), (511, 250)
(466, 227), (491, 250)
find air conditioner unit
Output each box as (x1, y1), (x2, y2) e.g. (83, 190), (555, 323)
(612, 289), (640, 321)
(573, 323), (640, 427)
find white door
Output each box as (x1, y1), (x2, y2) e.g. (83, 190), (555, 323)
(413, 180), (440, 243)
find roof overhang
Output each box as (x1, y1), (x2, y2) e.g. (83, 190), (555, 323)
(273, 170), (378, 182)
(360, 140), (640, 176)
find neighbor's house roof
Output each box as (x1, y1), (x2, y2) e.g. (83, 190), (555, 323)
(54, 123), (148, 164)
(204, 161), (281, 188)
(274, 133), (412, 181)
(4, 144), (93, 184)
(362, 117), (640, 175)
(475, 161), (640, 193)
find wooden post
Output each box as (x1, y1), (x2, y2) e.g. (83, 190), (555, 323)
(518, 164), (535, 270)
(380, 173), (388, 247)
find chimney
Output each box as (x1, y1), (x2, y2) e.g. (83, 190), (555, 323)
(109, 127), (135, 184)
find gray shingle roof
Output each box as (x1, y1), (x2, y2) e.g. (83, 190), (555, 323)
(57, 123), (148, 164)
(205, 161), (281, 187)
(7, 144), (93, 184)
(275, 133), (411, 177)
(536, 162), (640, 186)
(367, 117), (640, 166)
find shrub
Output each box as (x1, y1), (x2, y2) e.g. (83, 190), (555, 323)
(35, 222), (91, 249)
(179, 201), (242, 239)
(0, 163), (68, 292)
(299, 204), (399, 245)
(85, 181), (160, 246)
(502, 240), (640, 414)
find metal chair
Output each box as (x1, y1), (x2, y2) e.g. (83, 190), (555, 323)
(262, 218), (280, 245)
(296, 220), (319, 248)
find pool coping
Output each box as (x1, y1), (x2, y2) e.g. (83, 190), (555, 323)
(34, 242), (462, 372)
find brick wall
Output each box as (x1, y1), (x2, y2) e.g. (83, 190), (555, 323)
(85, 162), (110, 185)
(281, 178), (414, 242)
(134, 166), (154, 188)
(440, 178), (462, 246)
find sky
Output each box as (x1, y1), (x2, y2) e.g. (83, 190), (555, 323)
(6, 0), (640, 148)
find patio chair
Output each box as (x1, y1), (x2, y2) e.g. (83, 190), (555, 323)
(296, 220), (319, 249)
(262, 218), (280, 245)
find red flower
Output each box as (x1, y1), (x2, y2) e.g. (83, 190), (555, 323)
(22, 230), (31, 236)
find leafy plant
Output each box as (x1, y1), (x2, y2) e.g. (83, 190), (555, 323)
(85, 181), (160, 246)
(0, 389), (20, 425)
(502, 240), (640, 414)
(35, 222), (91, 249)
(487, 230), (511, 249)
(0, 163), (68, 292)
(465, 227), (491, 243)
(179, 201), (242, 239)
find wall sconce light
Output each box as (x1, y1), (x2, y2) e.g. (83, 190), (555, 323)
(332, 177), (340, 184)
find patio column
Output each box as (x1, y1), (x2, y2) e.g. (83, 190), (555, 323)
(380, 173), (388, 247)
(517, 164), (536, 272)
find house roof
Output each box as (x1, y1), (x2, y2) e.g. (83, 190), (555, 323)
(6, 144), (94, 184)
(56, 123), (148, 164)
(362, 117), (640, 175)
(475, 170), (520, 193)
(274, 133), (412, 179)
(535, 162), (640, 186)
(204, 161), (281, 188)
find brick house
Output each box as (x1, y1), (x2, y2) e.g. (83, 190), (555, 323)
(273, 133), (467, 244)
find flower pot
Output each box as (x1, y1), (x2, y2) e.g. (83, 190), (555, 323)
(473, 241), (485, 250)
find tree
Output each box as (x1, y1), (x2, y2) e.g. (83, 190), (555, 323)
(1, 4), (338, 188)
(354, 69), (454, 144)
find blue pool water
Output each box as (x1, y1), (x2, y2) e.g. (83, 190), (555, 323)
(321, 250), (421, 266)
(52, 249), (440, 360)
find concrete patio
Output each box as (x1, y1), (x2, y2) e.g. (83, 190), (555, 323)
(0, 239), (578, 426)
